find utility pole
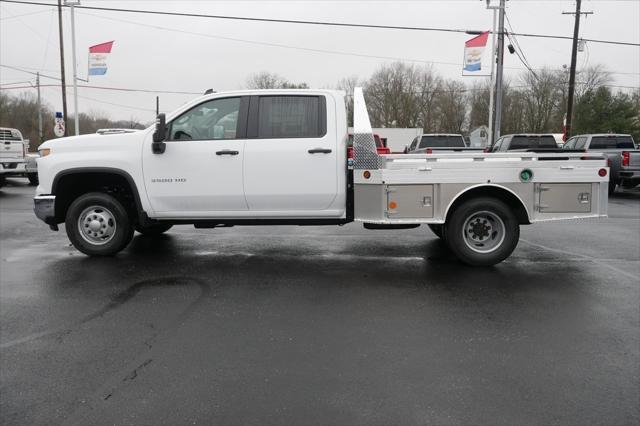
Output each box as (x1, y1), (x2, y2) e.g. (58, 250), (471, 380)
(66, 0), (81, 135)
(485, 0), (501, 146)
(493, 0), (506, 143)
(36, 72), (43, 144)
(56, 0), (68, 136)
(562, 0), (592, 139)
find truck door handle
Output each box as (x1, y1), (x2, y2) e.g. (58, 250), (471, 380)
(308, 148), (332, 154)
(216, 150), (239, 156)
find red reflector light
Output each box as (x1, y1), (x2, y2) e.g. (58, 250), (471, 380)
(426, 148), (433, 154)
(622, 151), (630, 167)
(347, 147), (353, 159)
(598, 168), (607, 177)
(363, 170), (371, 179)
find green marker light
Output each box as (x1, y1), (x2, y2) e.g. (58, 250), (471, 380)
(520, 169), (533, 182)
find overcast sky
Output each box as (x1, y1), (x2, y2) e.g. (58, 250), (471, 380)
(1, 0), (639, 125)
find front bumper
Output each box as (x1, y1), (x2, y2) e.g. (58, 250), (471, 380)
(34, 195), (57, 229)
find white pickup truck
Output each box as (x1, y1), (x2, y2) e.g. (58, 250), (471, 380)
(1, 127), (37, 187)
(34, 88), (609, 266)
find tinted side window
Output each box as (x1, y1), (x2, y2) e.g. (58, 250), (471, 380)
(169, 97), (241, 141)
(257, 96), (325, 139)
(510, 136), (557, 149)
(564, 138), (576, 149)
(574, 137), (587, 149)
(409, 137), (418, 151)
(419, 135), (466, 148)
(590, 136), (636, 149)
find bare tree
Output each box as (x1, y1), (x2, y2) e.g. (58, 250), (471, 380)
(245, 72), (286, 89)
(414, 65), (442, 132)
(467, 80), (491, 131)
(337, 75), (360, 127)
(245, 71), (308, 89)
(435, 79), (467, 133)
(364, 62), (424, 128)
(518, 69), (564, 132)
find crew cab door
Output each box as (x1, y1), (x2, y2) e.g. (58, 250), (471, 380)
(243, 95), (338, 213)
(142, 96), (249, 216)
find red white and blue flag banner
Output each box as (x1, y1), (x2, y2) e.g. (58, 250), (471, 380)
(88, 41), (114, 76)
(463, 32), (489, 72)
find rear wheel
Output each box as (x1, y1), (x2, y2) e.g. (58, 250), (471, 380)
(608, 179), (617, 195)
(65, 192), (133, 256)
(135, 223), (173, 235)
(445, 197), (519, 266)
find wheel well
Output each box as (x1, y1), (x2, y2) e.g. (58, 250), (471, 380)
(445, 185), (530, 225)
(52, 170), (142, 224)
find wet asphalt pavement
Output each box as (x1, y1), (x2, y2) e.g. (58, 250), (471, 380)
(1, 178), (639, 426)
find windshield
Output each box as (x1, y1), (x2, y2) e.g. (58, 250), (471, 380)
(509, 135), (557, 149)
(419, 135), (465, 148)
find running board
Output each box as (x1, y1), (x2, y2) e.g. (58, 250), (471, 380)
(363, 223), (421, 230)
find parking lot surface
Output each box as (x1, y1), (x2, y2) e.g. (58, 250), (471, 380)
(1, 179), (639, 425)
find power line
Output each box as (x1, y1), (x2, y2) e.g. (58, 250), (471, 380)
(0, 63), (61, 81)
(5, 81), (637, 94)
(0, 81), (202, 95)
(75, 9), (640, 77)
(2, 0), (639, 47)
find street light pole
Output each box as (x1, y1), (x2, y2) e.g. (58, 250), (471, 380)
(66, 0), (81, 136)
(56, 0), (68, 136)
(486, 3), (498, 146)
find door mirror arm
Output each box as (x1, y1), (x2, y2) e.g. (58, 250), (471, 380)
(152, 113), (167, 154)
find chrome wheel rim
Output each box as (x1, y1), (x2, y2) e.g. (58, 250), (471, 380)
(462, 210), (505, 254)
(77, 205), (117, 246)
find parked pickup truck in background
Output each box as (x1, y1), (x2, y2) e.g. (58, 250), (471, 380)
(564, 133), (639, 194)
(0, 127), (38, 187)
(33, 88), (609, 266)
(405, 133), (483, 154)
(490, 134), (559, 152)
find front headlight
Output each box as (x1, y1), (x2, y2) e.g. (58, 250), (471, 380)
(39, 148), (51, 157)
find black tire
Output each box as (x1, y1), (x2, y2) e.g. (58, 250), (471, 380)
(28, 173), (38, 186)
(445, 197), (519, 267)
(0, 176), (5, 188)
(135, 223), (173, 235)
(65, 192), (134, 256)
(428, 224), (445, 239)
(608, 179), (617, 195)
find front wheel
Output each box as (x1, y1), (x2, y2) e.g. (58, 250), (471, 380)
(445, 197), (519, 266)
(135, 223), (173, 235)
(28, 173), (38, 186)
(65, 192), (134, 256)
